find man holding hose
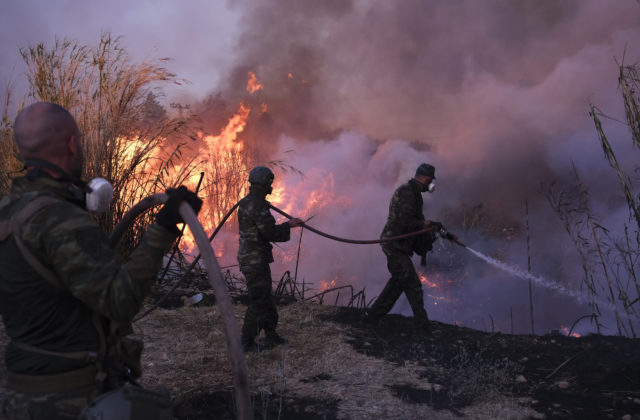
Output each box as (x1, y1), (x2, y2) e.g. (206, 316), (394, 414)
(366, 163), (441, 331)
(237, 166), (303, 351)
(0, 102), (201, 419)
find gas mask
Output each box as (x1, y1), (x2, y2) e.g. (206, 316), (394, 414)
(25, 159), (114, 213)
(85, 178), (114, 213)
(427, 180), (436, 193)
(419, 179), (435, 193)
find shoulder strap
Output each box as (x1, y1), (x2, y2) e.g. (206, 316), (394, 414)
(2, 196), (65, 289)
(11, 340), (98, 362)
(3, 195), (112, 387)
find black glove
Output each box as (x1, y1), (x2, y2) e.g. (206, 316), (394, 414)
(428, 220), (443, 232)
(445, 232), (456, 241)
(156, 186), (203, 233)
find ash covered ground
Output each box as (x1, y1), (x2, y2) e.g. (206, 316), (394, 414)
(3, 299), (638, 419)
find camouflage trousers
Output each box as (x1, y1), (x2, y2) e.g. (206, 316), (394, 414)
(1, 384), (97, 420)
(369, 248), (429, 325)
(240, 263), (278, 342)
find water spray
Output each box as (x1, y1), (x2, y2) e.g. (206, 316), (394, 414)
(461, 243), (633, 328)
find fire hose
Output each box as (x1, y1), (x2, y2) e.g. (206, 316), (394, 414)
(110, 196), (465, 420)
(116, 198), (465, 324)
(109, 194), (252, 420)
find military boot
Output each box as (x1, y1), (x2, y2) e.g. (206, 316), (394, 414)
(242, 337), (257, 352)
(362, 310), (380, 326)
(264, 331), (286, 348)
(414, 318), (432, 335)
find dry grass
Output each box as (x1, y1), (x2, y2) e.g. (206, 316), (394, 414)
(0, 275), (539, 419)
(130, 301), (538, 419)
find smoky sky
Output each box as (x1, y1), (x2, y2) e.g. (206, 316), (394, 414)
(219, 0), (640, 221)
(0, 0), (240, 110)
(212, 0), (640, 333)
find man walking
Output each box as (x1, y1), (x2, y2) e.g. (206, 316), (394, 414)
(367, 163), (439, 330)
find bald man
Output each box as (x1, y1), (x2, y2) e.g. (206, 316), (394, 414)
(0, 102), (198, 419)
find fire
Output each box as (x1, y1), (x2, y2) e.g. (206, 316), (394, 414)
(560, 326), (581, 338)
(246, 71), (263, 94)
(268, 185), (287, 207)
(419, 272), (439, 289)
(178, 103), (253, 254)
(318, 276), (337, 292)
(202, 103), (250, 152)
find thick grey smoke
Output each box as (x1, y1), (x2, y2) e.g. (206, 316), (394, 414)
(210, 0), (640, 334)
(2, 1), (639, 334)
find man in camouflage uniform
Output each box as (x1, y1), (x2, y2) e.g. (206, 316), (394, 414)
(0, 102), (200, 419)
(237, 166), (302, 351)
(367, 163), (439, 330)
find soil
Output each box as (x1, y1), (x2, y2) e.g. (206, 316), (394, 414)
(325, 308), (640, 419)
(1, 300), (639, 419)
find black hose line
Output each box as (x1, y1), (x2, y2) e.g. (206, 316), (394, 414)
(268, 204), (437, 244)
(122, 199), (449, 323)
(109, 195), (465, 420)
(130, 201), (240, 322)
(109, 195), (252, 420)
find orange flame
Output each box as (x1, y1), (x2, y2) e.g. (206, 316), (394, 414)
(203, 103), (251, 152)
(319, 277), (337, 292)
(179, 103), (253, 253)
(419, 272), (439, 289)
(560, 326), (581, 338)
(246, 71), (263, 94)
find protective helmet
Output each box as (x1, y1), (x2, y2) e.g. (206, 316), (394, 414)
(248, 166), (274, 185)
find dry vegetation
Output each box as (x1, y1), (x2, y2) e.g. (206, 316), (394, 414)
(128, 301), (544, 420)
(4, 297), (636, 419)
(3, 33), (203, 256)
(545, 61), (640, 337)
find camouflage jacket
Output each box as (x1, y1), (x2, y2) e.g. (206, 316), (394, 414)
(0, 176), (177, 375)
(237, 185), (291, 267)
(380, 179), (426, 255)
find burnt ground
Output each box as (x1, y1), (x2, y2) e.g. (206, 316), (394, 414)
(2, 300), (640, 419)
(324, 308), (640, 419)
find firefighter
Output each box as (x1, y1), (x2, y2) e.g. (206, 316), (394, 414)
(0, 102), (201, 419)
(237, 166), (303, 351)
(366, 163), (440, 330)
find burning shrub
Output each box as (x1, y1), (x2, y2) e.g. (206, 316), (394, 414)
(15, 32), (200, 254)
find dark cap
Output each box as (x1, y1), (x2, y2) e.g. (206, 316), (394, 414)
(415, 163), (436, 179)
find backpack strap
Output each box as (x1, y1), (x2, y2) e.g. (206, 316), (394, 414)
(0, 196), (64, 289)
(1, 195), (109, 389)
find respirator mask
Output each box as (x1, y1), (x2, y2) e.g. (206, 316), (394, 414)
(85, 178), (114, 213)
(420, 179), (436, 193)
(427, 180), (436, 193)
(24, 159), (114, 213)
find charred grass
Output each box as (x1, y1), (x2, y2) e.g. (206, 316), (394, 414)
(2, 300), (640, 419)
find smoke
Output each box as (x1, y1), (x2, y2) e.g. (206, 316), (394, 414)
(205, 0), (640, 335)
(3, 1), (639, 334)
